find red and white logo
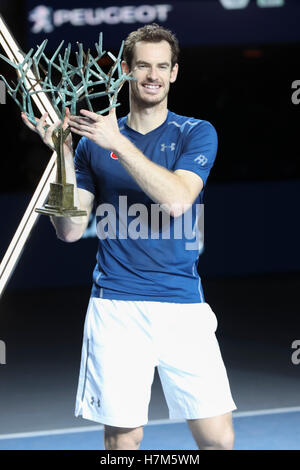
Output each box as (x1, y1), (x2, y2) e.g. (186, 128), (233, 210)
(110, 152), (118, 160)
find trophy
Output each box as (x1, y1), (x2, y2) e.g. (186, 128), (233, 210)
(0, 35), (135, 217)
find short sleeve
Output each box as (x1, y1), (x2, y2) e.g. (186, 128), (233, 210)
(74, 137), (96, 195)
(174, 121), (218, 186)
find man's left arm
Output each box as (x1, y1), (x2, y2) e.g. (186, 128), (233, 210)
(68, 109), (207, 217)
(108, 134), (204, 218)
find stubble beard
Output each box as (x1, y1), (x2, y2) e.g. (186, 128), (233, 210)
(130, 83), (169, 110)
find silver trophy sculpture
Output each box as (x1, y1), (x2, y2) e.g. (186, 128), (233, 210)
(0, 34), (134, 216)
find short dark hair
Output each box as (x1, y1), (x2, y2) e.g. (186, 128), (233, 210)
(123, 23), (180, 68)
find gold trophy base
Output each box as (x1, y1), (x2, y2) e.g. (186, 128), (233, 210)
(35, 182), (87, 217)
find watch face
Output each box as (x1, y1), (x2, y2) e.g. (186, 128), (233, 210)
(219, 0), (250, 9)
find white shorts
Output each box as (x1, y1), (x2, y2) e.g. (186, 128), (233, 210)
(75, 298), (236, 428)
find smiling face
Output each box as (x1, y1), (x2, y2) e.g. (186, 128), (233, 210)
(123, 40), (178, 110)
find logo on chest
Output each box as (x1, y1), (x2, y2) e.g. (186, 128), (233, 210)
(160, 142), (176, 152)
(110, 152), (118, 160)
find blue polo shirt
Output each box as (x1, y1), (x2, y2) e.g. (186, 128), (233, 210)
(74, 110), (218, 303)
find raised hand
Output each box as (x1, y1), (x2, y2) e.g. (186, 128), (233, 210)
(21, 107), (73, 153)
(68, 107), (121, 151)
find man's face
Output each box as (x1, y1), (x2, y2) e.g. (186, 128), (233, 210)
(123, 40), (178, 108)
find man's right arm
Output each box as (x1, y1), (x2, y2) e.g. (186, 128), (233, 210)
(50, 147), (95, 242)
(21, 109), (94, 242)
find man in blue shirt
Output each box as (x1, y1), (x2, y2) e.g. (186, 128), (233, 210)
(22, 23), (236, 450)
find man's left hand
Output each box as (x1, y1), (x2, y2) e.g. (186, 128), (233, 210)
(68, 107), (121, 150)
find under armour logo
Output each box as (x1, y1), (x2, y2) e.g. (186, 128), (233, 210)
(161, 143), (176, 152)
(194, 154), (208, 166)
(90, 396), (101, 407)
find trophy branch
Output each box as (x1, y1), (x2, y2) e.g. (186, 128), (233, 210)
(0, 34), (135, 216)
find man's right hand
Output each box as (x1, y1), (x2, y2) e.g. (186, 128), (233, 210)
(21, 108), (73, 154)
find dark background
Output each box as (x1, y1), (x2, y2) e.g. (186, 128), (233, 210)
(2, 0), (300, 192)
(0, 0), (300, 438)
(0, 0), (299, 287)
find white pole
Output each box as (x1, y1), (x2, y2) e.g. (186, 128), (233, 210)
(0, 14), (58, 298)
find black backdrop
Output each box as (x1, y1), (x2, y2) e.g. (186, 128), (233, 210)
(0, 0), (300, 290)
